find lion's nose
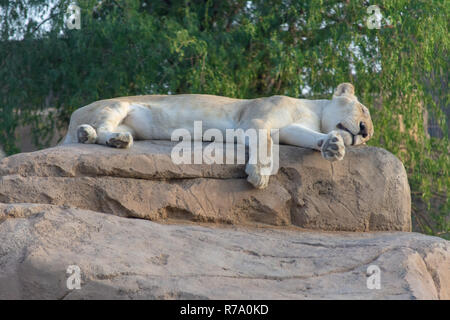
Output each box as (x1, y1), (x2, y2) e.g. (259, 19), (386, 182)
(359, 122), (368, 138)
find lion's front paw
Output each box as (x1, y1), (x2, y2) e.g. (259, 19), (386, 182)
(106, 132), (133, 149)
(245, 163), (270, 189)
(321, 131), (345, 161)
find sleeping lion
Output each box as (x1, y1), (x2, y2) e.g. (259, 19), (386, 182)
(63, 82), (374, 189)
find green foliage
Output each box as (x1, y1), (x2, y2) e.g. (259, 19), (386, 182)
(0, 0), (448, 238)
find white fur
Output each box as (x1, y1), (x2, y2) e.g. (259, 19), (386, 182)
(64, 83), (373, 188)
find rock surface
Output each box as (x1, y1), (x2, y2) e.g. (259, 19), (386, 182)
(0, 141), (411, 231)
(0, 203), (448, 300)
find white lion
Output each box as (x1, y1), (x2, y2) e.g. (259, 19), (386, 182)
(63, 82), (374, 189)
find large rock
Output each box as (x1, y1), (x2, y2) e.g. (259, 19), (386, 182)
(0, 203), (448, 300)
(0, 141), (411, 231)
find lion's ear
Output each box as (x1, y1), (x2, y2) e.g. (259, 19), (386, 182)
(334, 83), (355, 97)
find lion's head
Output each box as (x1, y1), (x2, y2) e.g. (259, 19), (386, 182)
(321, 83), (374, 146)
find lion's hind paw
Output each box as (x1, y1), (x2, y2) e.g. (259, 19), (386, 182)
(106, 132), (133, 149)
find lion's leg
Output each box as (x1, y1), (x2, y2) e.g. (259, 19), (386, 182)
(95, 103), (134, 149)
(280, 123), (345, 161)
(239, 118), (274, 189)
(78, 102), (134, 149)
